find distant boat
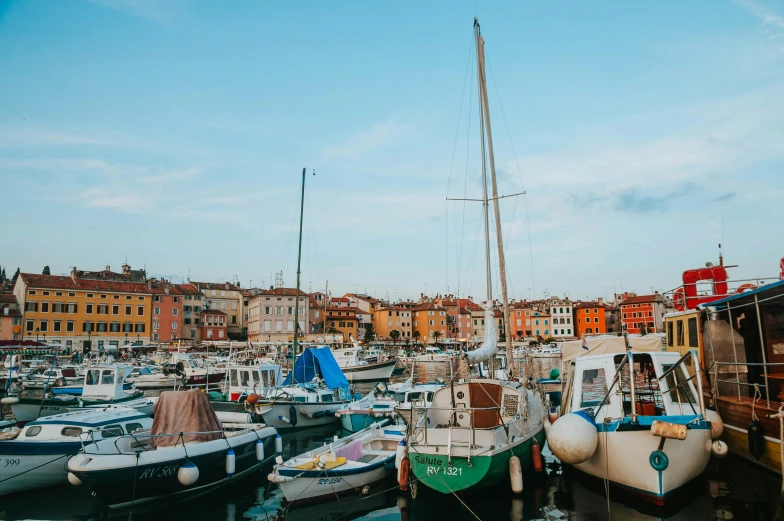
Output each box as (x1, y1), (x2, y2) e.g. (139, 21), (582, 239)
(330, 344), (397, 382)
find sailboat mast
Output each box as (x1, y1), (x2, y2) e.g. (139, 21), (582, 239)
(474, 19), (493, 307)
(292, 167), (307, 383)
(475, 19), (513, 361)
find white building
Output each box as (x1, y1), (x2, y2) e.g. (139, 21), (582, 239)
(549, 296), (574, 338)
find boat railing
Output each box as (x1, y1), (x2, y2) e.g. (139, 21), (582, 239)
(410, 403), (520, 454)
(710, 360), (784, 408)
(80, 427), (256, 455)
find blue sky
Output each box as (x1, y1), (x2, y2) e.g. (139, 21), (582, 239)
(1, 0), (783, 302)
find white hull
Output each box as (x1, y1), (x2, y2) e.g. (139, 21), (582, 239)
(131, 376), (178, 389)
(66, 397), (156, 417)
(279, 463), (389, 503)
(0, 451), (73, 496)
(341, 362), (396, 382)
(575, 426), (712, 499)
(10, 402), (69, 422)
(258, 401), (344, 430)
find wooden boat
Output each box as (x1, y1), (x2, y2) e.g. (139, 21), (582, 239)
(663, 258), (784, 475)
(66, 390), (278, 509)
(0, 408), (152, 497)
(548, 346), (715, 505)
(268, 420), (403, 504)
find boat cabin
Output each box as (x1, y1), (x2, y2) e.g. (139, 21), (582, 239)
(83, 366), (134, 400)
(18, 409), (151, 443)
(428, 379), (525, 429)
(330, 347), (363, 368)
(569, 351), (702, 421)
(226, 363), (282, 401)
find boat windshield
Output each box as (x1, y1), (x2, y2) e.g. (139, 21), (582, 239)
(661, 364), (698, 405)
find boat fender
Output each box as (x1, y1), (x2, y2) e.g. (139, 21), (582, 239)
(362, 485), (370, 495)
(547, 411), (598, 464)
(649, 450), (669, 471)
(531, 438), (543, 472)
(246, 394), (259, 405)
(67, 472), (83, 486)
(177, 460), (199, 486)
(509, 455), (523, 493)
(289, 405), (298, 427)
(706, 409), (724, 439)
(398, 456), (410, 491)
(651, 420), (687, 440)
(711, 440), (728, 458)
(0, 397), (19, 405)
(335, 411), (342, 418)
(256, 439), (265, 462)
(275, 434), (283, 455)
(325, 409), (336, 417)
(267, 471), (296, 483)
(226, 448), (236, 477)
(548, 408), (558, 425)
(299, 408), (326, 419)
(278, 415), (291, 424)
(395, 438), (407, 469)
(748, 420), (765, 460)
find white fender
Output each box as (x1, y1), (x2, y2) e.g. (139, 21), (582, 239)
(275, 433), (283, 455)
(225, 448), (236, 477)
(509, 455), (523, 493)
(548, 411), (598, 464)
(706, 409), (724, 439)
(256, 439), (265, 461)
(177, 460), (199, 486)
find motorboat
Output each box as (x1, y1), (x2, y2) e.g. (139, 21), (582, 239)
(336, 383), (398, 432)
(209, 362), (283, 414)
(389, 381), (442, 427)
(162, 353), (226, 388)
(5, 366), (154, 423)
(127, 366), (178, 389)
(330, 345), (397, 382)
(0, 407), (152, 496)
(20, 367), (82, 390)
(547, 344), (716, 505)
(66, 390), (278, 509)
(268, 420), (403, 504)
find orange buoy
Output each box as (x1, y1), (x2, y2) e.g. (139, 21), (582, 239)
(398, 456), (410, 491)
(548, 411), (558, 424)
(532, 439), (543, 472)
(246, 394), (260, 404)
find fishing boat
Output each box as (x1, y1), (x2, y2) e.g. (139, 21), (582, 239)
(0, 407), (152, 496)
(6, 365), (153, 423)
(331, 344), (397, 382)
(547, 341), (717, 505)
(268, 420), (403, 504)
(209, 361), (283, 413)
(127, 365), (178, 389)
(162, 352), (226, 387)
(336, 383), (398, 432)
(247, 347), (352, 430)
(663, 256), (784, 475)
(20, 367), (82, 390)
(66, 390), (278, 509)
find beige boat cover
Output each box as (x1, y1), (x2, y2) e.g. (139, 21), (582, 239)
(150, 390), (223, 449)
(560, 334), (664, 363)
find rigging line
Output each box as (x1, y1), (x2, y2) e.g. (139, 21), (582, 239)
(487, 57), (536, 300)
(457, 41), (477, 302)
(305, 181), (322, 291)
(463, 205), (485, 299)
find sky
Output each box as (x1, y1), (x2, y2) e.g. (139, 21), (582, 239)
(1, 0), (783, 303)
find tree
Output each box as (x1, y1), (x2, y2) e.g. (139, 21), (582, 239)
(389, 329), (401, 345)
(363, 323), (376, 343)
(433, 331), (441, 346)
(543, 337), (556, 344)
(413, 331), (421, 345)
(12, 268), (19, 282)
(1, 267), (5, 280)
(42, 266), (51, 275)
(327, 327), (339, 334)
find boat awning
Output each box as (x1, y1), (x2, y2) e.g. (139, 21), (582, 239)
(283, 347), (349, 389)
(697, 278), (784, 310)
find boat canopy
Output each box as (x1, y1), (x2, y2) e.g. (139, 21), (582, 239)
(283, 347), (349, 389)
(696, 278), (784, 310)
(561, 334), (663, 363)
(151, 390), (223, 448)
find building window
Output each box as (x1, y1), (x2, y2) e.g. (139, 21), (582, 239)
(40, 302), (49, 313)
(154, 307), (160, 315)
(126, 295), (132, 300)
(218, 329), (224, 338)
(84, 303), (93, 314)
(39, 320), (48, 332)
(52, 320), (62, 332)
(137, 306), (144, 316)
(173, 308), (179, 316)
(97, 322), (107, 333)
(135, 323), (145, 333)
(124, 323), (133, 332)
(110, 322), (120, 333)
(66, 321), (75, 332)
(98, 304), (108, 314)
(112, 305), (120, 315)
(172, 321), (178, 330)
(125, 305), (132, 315)
(25, 319), (34, 332)
(25, 301), (37, 312)
(66, 303), (77, 313)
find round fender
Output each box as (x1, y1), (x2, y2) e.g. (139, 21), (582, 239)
(649, 450), (669, 471)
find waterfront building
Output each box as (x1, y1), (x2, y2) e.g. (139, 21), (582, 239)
(411, 302), (448, 345)
(191, 281), (243, 339)
(175, 283), (204, 343)
(374, 305), (413, 340)
(510, 301), (535, 339)
(619, 292), (666, 334)
(325, 306), (359, 341)
(574, 300), (607, 337)
(246, 287), (309, 342)
(548, 296), (574, 338)
(200, 309), (227, 341)
(531, 309), (551, 340)
(0, 293), (22, 341)
(13, 267), (153, 352)
(149, 280), (183, 343)
(605, 304), (620, 334)
(468, 302), (485, 340)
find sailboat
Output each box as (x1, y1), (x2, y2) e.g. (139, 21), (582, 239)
(406, 19), (546, 494)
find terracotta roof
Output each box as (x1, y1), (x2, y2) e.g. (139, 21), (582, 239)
(574, 302), (606, 310)
(191, 281), (240, 291)
(174, 283), (201, 295)
(620, 294), (662, 306)
(21, 273), (150, 294)
(258, 288), (304, 297)
(331, 297), (350, 303)
(0, 294), (17, 304)
(345, 293), (380, 303)
(202, 309), (226, 316)
(327, 306), (362, 314)
(0, 304), (21, 318)
(410, 302), (444, 312)
(147, 281), (183, 295)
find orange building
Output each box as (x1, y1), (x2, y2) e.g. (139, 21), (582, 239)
(619, 294), (664, 334)
(326, 306), (359, 341)
(374, 305), (412, 340)
(411, 302), (448, 344)
(0, 294), (22, 341)
(574, 302), (607, 337)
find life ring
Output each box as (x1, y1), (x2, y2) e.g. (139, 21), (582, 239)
(673, 288), (686, 312)
(736, 283), (757, 294)
(649, 450), (669, 471)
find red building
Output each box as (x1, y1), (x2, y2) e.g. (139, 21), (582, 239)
(149, 280), (183, 343)
(201, 309), (227, 342)
(619, 293), (664, 334)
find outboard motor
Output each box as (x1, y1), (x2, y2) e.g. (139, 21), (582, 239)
(374, 382), (388, 396)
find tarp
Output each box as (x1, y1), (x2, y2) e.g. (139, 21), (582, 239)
(150, 390), (223, 449)
(560, 334), (664, 363)
(464, 304), (497, 365)
(283, 347), (349, 389)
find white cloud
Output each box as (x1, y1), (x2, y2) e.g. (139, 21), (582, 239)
(735, 0), (784, 38)
(87, 0), (181, 22)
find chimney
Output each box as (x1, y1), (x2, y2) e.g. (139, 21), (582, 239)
(598, 297), (604, 305)
(105, 265), (111, 271)
(165, 286), (170, 295)
(71, 267), (79, 285)
(225, 282), (230, 290)
(147, 279), (152, 290)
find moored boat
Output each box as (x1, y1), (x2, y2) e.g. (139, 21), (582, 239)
(330, 345), (397, 382)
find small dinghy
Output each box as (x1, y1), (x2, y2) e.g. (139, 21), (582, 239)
(268, 420), (403, 505)
(66, 390), (278, 509)
(336, 384), (397, 433)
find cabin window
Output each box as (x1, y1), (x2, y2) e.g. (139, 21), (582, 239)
(688, 317), (698, 348)
(579, 368), (608, 408)
(61, 427), (82, 437)
(125, 422), (144, 433)
(294, 397), (307, 403)
(321, 394), (334, 403)
(85, 369), (101, 385)
(25, 426), (42, 437)
(667, 322), (673, 347)
(426, 392), (435, 402)
(240, 371), (251, 387)
(252, 371), (261, 383)
(101, 425), (124, 438)
(676, 321), (684, 346)
(229, 370), (238, 387)
(101, 370), (115, 385)
(662, 364), (697, 408)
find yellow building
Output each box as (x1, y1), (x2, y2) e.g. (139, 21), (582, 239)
(326, 306), (359, 342)
(374, 305), (413, 340)
(13, 268), (153, 353)
(411, 302), (448, 344)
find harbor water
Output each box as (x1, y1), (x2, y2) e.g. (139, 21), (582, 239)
(2, 380), (781, 521)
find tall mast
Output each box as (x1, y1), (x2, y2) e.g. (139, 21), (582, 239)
(475, 19), (513, 361)
(474, 19), (492, 307)
(292, 167), (307, 382)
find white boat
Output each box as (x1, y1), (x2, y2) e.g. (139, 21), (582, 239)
(547, 345), (716, 505)
(268, 420), (403, 505)
(126, 366), (178, 389)
(20, 367), (82, 390)
(330, 345), (397, 382)
(66, 390), (278, 509)
(337, 384), (398, 432)
(162, 353), (226, 387)
(6, 365), (154, 422)
(0, 408), (152, 496)
(209, 362), (283, 413)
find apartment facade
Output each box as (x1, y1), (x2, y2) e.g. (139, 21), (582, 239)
(175, 283), (204, 343)
(0, 293), (22, 341)
(619, 293), (666, 334)
(149, 280), (183, 343)
(574, 302), (607, 337)
(411, 302), (448, 344)
(548, 296), (574, 338)
(374, 305), (413, 340)
(246, 288), (309, 342)
(13, 269), (153, 352)
(201, 309), (227, 341)
(510, 302), (535, 339)
(191, 282), (243, 339)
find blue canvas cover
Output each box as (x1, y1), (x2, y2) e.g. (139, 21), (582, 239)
(283, 347), (349, 389)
